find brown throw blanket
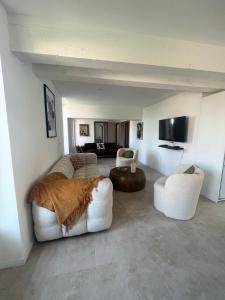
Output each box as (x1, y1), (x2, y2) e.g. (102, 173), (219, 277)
(28, 172), (104, 227)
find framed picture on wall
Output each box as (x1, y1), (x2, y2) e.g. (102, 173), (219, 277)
(137, 122), (143, 140)
(44, 84), (57, 138)
(80, 124), (90, 136)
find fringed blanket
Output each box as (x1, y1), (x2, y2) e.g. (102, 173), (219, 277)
(28, 172), (104, 227)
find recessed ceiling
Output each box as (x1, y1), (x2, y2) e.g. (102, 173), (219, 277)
(54, 81), (178, 107)
(3, 0), (225, 46)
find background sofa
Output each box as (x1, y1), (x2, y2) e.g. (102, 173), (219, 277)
(31, 153), (113, 242)
(81, 143), (122, 158)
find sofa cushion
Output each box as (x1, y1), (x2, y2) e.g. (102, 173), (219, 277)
(96, 149), (106, 155)
(49, 155), (74, 179)
(184, 165), (195, 174)
(85, 149), (97, 154)
(104, 149), (117, 154)
(62, 212), (87, 237)
(73, 164), (99, 179)
(122, 150), (134, 158)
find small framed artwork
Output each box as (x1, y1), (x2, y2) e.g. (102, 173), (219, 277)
(79, 124), (90, 136)
(137, 122), (143, 140)
(44, 84), (57, 138)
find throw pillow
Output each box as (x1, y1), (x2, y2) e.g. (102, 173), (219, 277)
(76, 146), (83, 153)
(97, 143), (105, 150)
(70, 155), (85, 170)
(122, 150), (134, 158)
(184, 165), (195, 174)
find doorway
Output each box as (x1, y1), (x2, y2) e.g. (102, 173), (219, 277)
(124, 121), (130, 148)
(116, 121), (130, 147)
(94, 122), (108, 143)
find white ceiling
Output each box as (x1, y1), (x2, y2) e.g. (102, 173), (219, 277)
(3, 0), (225, 46)
(54, 81), (178, 107)
(4, 0), (225, 107)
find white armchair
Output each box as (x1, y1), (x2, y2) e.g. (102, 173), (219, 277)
(154, 165), (204, 220)
(116, 148), (138, 167)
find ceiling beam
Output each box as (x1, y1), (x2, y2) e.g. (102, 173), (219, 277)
(9, 18), (225, 74)
(32, 64), (225, 92)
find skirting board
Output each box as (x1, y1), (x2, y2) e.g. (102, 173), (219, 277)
(0, 240), (33, 270)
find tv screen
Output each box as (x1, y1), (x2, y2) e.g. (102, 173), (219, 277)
(159, 116), (188, 142)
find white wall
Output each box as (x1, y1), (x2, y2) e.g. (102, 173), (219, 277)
(139, 91), (225, 202)
(75, 119), (95, 146)
(0, 56), (22, 268)
(75, 119), (119, 146)
(197, 92), (225, 201)
(140, 92), (202, 174)
(129, 120), (143, 152)
(63, 101), (142, 153)
(108, 122), (117, 143)
(0, 3), (64, 268)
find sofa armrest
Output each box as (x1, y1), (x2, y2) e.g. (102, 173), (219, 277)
(70, 153), (97, 167)
(117, 148), (126, 157)
(87, 178), (113, 232)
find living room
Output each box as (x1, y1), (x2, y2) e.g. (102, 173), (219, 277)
(1, 1), (225, 299)
(68, 118), (131, 154)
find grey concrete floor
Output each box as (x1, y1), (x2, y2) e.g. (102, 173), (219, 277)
(1, 158), (225, 300)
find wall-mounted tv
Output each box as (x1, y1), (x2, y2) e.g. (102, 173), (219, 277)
(159, 116), (188, 143)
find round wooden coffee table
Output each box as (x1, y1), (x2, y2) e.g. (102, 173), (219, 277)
(109, 167), (146, 192)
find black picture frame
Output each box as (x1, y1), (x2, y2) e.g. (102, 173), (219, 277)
(79, 124), (90, 136)
(137, 122), (143, 140)
(44, 84), (57, 138)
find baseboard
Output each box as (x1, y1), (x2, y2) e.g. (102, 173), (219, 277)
(0, 239), (33, 270)
(0, 257), (27, 270)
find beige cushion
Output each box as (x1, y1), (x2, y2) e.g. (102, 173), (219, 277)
(73, 164), (99, 179)
(49, 155), (74, 179)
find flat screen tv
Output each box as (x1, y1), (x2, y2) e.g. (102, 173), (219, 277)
(159, 116), (188, 143)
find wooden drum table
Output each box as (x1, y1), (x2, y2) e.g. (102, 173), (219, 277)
(109, 167), (146, 192)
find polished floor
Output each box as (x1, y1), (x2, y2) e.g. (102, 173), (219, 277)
(1, 158), (225, 300)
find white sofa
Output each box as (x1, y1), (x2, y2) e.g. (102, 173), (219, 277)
(154, 164), (204, 220)
(32, 153), (113, 241)
(116, 148), (138, 167)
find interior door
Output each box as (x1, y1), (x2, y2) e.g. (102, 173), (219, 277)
(124, 121), (130, 147)
(116, 123), (121, 145)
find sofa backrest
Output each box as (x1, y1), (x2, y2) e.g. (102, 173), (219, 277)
(104, 143), (117, 150)
(168, 164), (204, 191)
(117, 148), (138, 161)
(85, 143), (97, 150)
(49, 155), (74, 179)
(174, 164), (203, 175)
(70, 153), (97, 169)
